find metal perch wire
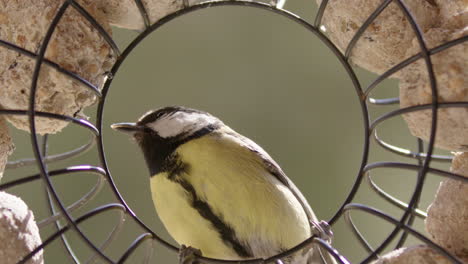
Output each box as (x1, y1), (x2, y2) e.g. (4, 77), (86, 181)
(0, 0), (466, 263)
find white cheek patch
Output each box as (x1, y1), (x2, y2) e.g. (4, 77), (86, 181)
(147, 112), (218, 138)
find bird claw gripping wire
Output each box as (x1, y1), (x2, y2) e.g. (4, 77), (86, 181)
(311, 220), (333, 244)
(179, 244), (203, 264)
(298, 220), (334, 258)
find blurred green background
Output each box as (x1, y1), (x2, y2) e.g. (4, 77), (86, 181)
(3, 0), (452, 263)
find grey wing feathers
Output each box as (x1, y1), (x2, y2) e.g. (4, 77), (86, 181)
(238, 135), (337, 264)
(238, 134), (317, 223)
(262, 157), (318, 223)
(269, 165), (337, 264)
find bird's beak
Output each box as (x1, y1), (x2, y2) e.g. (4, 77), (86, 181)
(111, 122), (145, 135)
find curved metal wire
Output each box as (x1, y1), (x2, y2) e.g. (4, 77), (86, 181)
(67, 0), (121, 56)
(6, 138), (95, 169)
(95, 1), (369, 262)
(343, 204), (464, 263)
(372, 129), (453, 162)
(366, 172), (427, 219)
(86, 211), (126, 264)
(370, 102), (468, 132)
(26, 1), (116, 262)
(313, 238), (351, 264)
(394, 138), (423, 249)
(117, 233), (154, 264)
(364, 162), (468, 183)
(0, 39), (101, 97)
(44, 186), (80, 263)
(37, 167), (105, 228)
(18, 204), (126, 264)
(141, 238), (155, 264)
(365, 35), (468, 102)
(313, 0), (329, 27)
(344, 0), (393, 60)
(0, 110), (99, 135)
(133, 0), (152, 29)
(0, 0), (466, 263)
(39, 135), (80, 263)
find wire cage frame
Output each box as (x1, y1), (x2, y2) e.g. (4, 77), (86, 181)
(0, 0), (466, 263)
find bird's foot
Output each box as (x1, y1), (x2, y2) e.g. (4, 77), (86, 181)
(310, 220), (333, 244)
(179, 245), (202, 264)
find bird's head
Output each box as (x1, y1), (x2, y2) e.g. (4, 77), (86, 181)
(111, 106), (222, 175)
(111, 106), (221, 140)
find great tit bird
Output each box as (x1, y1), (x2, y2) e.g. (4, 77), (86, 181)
(111, 106), (335, 264)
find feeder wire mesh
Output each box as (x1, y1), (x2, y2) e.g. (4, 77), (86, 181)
(0, 0), (466, 263)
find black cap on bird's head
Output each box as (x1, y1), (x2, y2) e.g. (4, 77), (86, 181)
(111, 106), (221, 140)
(111, 106), (221, 175)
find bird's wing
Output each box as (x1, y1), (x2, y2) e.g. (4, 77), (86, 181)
(233, 133), (337, 264)
(233, 133), (318, 223)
